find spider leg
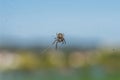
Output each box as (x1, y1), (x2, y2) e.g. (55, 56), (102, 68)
(62, 41), (65, 44)
(52, 39), (57, 45)
(55, 41), (59, 50)
(63, 38), (66, 44)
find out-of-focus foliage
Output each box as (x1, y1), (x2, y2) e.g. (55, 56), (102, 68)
(0, 49), (120, 71)
(98, 51), (120, 73)
(0, 48), (120, 80)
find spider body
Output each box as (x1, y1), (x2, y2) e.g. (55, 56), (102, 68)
(52, 33), (66, 50)
(57, 33), (65, 42)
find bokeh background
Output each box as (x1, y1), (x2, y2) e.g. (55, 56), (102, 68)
(0, 0), (120, 80)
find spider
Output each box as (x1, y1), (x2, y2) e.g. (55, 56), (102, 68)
(52, 33), (66, 50)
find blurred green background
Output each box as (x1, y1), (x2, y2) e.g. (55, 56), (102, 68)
(0, 47), (120, 80)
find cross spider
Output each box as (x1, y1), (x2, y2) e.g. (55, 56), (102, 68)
(52, 33), (66, 50)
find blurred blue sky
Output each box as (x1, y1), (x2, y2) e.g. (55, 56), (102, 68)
(0, 0), (120, 44)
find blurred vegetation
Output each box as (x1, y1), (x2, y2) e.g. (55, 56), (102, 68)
(0, 48), (120, 80)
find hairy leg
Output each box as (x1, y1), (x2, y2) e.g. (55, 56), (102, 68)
(55, 42), (58, 50)
(52, 39), (57, 45)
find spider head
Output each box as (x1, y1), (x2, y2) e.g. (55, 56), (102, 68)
(57, 33), (64, 38)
